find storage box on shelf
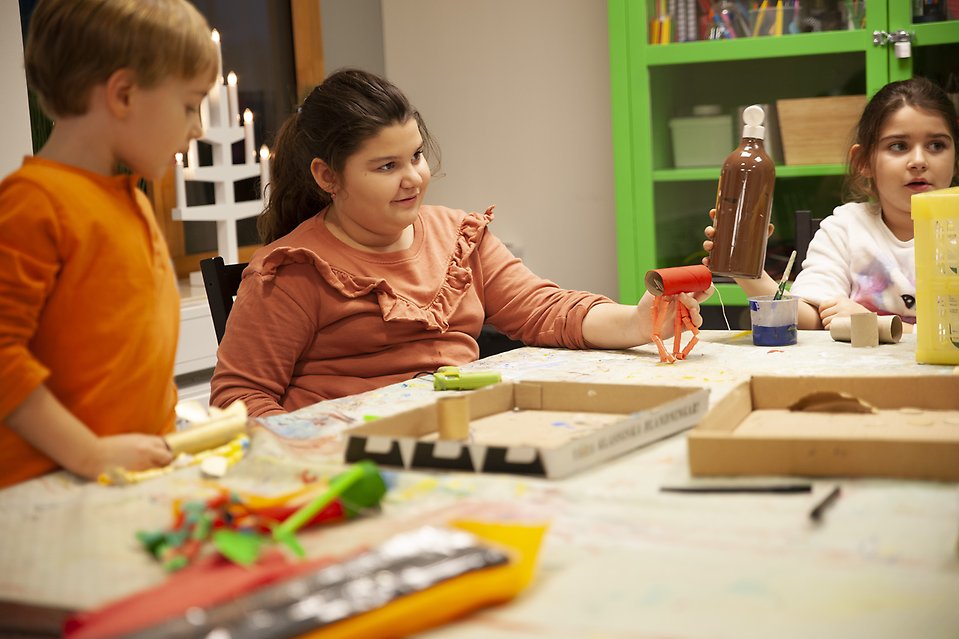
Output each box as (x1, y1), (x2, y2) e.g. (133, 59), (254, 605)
(668, 106), (733, 168)
(776, 94), (866, 165)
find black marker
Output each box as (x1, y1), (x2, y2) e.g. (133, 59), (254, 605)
(661, 484), (812, 494)
(809, 485), (842, 522)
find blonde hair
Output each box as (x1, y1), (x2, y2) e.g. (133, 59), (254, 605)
(25, 0), (218, 118)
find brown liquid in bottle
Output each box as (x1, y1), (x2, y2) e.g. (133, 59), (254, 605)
(708, 105), (776, 279)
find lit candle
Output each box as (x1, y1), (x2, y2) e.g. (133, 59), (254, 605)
(216, 84), (229, 130)
(259, 145), (271, 200)
(208, 83), (221, 128)
(243, 109), (255, 164)
(226, 72), (239, 126)
(211, 29), (223, 83)
(174, 153), (186, 209)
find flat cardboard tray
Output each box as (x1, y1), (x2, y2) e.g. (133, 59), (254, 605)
(345, 381), (710, 479)
(687, 376), (959, 481)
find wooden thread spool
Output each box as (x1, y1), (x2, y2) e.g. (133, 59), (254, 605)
(437, 395), (470, 440)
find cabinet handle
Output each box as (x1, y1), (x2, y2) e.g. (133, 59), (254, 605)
(872, 30), (914, 58)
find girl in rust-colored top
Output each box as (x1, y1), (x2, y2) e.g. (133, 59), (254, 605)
(211, 69), (713, 417)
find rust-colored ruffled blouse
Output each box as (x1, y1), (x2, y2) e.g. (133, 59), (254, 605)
(210, 205), (611, 416)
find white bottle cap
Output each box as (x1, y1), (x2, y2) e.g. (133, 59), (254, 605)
(742, 104), (766, 140)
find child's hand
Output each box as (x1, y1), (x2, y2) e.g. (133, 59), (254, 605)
(677, 290), (711, 331)
(637, 290), (711, 339)
(701, 209), (775, 269)
(702, 209), (719, 268)
(818, 297), (871, 329)
(82, 434), (173, 480)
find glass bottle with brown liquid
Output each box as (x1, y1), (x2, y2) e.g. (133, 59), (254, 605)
(708, 105), (776, 279)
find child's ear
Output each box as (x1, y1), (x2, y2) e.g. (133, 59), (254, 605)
(310, 158), (337, 194)
(849, 143), (871, 178)
(104, 68), (137, 117)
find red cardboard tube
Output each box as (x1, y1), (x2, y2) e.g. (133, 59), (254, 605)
(644, 265), (713, 296)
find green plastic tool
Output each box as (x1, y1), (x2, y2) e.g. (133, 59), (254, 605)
(433, 366), (501, 391)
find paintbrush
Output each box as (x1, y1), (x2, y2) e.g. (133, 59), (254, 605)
(774, 249), (797, 300)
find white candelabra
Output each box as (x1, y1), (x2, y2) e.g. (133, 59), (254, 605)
(173, 29), (270, 270)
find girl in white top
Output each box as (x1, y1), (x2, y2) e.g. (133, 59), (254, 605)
(703, 77), (959, 330)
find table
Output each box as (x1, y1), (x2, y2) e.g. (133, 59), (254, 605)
(2, 331), (957, 638)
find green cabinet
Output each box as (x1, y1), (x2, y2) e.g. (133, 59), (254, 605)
(608, 0), (959, 306)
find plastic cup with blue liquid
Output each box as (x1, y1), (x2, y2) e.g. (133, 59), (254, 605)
(749, 294), (798, 346)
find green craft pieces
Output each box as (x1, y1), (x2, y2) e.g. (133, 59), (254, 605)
(273, 460), (386, 557)
(136, 461), (387, 569)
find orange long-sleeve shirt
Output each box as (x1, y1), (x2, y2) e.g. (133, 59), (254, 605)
(211, 206), (612, 416)
(0, 157), (179, 488)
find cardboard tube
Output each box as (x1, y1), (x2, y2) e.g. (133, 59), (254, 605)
(829, 317), (852, 342)
(878, 315), (903, 343)
(437, 395), (470, 440)
(165, 400), (248, 455)
(644, 265), (713, 296)
(849, 312), (879, 348)
(830, 314), (902, 344)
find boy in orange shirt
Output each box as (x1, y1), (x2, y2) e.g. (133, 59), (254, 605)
(0, 0), (218, 487)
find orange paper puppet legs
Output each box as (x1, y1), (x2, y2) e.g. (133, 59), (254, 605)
(650, 296), (700, 363)
(645, 265), (710, 363)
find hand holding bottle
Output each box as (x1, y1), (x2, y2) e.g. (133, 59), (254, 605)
(702, 208), (774, 270)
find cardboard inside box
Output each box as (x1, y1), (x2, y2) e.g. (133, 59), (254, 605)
(687, 376), (959, 481)
(345, 381), (709, 479)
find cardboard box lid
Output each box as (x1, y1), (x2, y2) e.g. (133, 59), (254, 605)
(345, 380), (710, 479)
(687, 376), (959, 481)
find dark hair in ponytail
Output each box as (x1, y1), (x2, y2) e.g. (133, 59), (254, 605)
(258, 68), (440, 243)
(845, 76), (959, 203)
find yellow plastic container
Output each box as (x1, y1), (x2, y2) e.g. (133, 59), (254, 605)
(912, 186), (959, 365)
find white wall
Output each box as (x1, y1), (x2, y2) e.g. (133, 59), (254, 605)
(381, 1), (619, 299)
(321, 0), (385, 77)
(0, 3), (33, 176)
(3, 4), (620, 298)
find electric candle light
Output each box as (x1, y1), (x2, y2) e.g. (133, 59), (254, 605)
(207, 31), (224, 126)
(227, 72), (239, 125)
(243, 109), (255, 164)
(175, 27), (267, 271)
(216, 84), (229, 128)
(211, 29), (223, 82)
(208, 85), (221, 128)
(259, 145), (271, 200)
(174, 153), (186, 209)
(200, 93), (210, 128)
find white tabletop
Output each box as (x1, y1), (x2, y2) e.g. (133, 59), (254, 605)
(1, 330), (957, 638)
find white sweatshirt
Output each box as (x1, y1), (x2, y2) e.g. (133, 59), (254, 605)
(789, 201), (916, 323)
